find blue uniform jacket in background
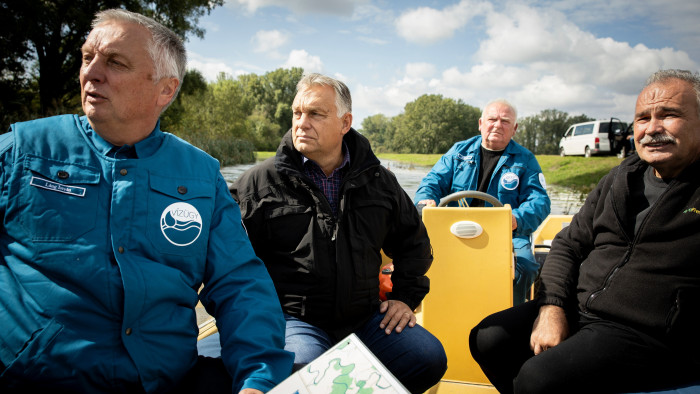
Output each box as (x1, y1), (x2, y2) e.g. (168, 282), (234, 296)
(0, 115), (293, 392)
(413, 135), (550, 247)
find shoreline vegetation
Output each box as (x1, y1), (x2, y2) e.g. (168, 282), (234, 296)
(254, 151), (624, 196)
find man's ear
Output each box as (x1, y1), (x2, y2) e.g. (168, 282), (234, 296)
(341, 112), (353, 135)
(157, 77), (180, 107)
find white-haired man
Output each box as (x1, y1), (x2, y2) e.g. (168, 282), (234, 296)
(415, 99), (551, 305)
(0, 9), (291, 393)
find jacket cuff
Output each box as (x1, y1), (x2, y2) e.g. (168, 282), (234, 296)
(536, 296), (568, 309)
(239, 377), (278, 393)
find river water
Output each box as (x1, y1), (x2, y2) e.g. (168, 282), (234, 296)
(221, 159), (585, 215)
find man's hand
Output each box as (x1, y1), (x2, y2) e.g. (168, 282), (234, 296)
(417, 199), (436, 207)
(530, 305), (569, 355)
(239, 389), (263, 394)
(512, 214), (518, 230)
(379, 300), (416, 334)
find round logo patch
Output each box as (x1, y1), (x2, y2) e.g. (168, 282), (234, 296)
(539, 173), (547, 190)
(500, 172), (520, 190)
(160, 202), (202, 246)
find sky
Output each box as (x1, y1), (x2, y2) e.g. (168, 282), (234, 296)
(184, 0), (700, 129)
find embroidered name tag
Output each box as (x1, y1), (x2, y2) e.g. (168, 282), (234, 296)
(30, 176), (86, 197)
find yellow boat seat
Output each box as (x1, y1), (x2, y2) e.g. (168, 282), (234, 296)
(421, 205), (513, 392)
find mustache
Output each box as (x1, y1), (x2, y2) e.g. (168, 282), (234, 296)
(638, 134), (676, 145)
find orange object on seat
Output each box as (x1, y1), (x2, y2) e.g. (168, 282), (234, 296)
(379, 263), (394, 301)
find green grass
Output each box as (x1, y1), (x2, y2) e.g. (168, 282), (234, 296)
(375, 153), (444, 168)
(255, 151), (276, 160)
(536, 155), (623, 194)
(255, 151), (624, 195)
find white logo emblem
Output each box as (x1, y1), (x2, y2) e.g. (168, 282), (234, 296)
(160, 202), (202, 246)
(539, 173), (547, 190)
(500, 172), (520, 190)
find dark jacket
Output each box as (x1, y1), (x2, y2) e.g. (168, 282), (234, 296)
(231, 128), (433, 340)
(539, 154), (700, 355)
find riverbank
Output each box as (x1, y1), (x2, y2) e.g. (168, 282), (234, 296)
(255, 151), (623, 196)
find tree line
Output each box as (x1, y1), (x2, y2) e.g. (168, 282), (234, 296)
(159, 67), (304, 166)
(361, 97), (594, 155)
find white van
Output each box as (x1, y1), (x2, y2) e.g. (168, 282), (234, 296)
(559, 118), (628, 157)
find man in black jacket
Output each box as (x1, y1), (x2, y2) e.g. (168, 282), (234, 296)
(199, 73), (446, 393)
(469, 69), (700, 394)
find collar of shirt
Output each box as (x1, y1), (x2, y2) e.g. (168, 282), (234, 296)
(302, 142), (351, 216)
(82, 117), (166, 159)
(301, 142), (351, 178)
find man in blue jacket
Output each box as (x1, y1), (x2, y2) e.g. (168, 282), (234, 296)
(0, 9), (292, 393)
(415, 99), (550, 304)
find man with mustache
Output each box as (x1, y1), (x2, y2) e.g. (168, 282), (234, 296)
(470, 69), (700, 393)
(0, 9), (291, 393)
(414, 99), (551, 305)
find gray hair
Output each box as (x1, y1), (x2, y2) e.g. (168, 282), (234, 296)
(296, 73), (352, 118)
(645, 69), (700, 117)
(482, 98), (518, 121)
(93, 9), (186, 110)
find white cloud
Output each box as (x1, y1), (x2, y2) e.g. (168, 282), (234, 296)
(353, 83), (417, 120)
(353, 0), (699, 127)
(333, 72), (349, 84)
(350, 4), (392, 21)
(229, 0), (369, 15)
(395, 0), (492, 44)
(389, 0), (697, 120)
(352, 65), (444, 124)
(357, 36), (389, 45)
(548, 0), (700, 60)
(187, 53), (237, 81)
(406, 63), (436, 79)
(252, 30), (289, 57)
(283, 49), (324, 73)
(513, 75), (597, 110)
(464, 3), (698, 118)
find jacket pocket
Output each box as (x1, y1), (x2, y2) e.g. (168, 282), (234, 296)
(263, 204), (313, 254)
(18, 155), (100, 242)
(347, 199), (391, 252)
(346, 199), (392, 283)
(147, 173), (214, 257)
(666, 287), (700, 353)
(282, 294), (307, 317)
(0, 318), (63, 383)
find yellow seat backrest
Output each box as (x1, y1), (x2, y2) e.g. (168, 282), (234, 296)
(531, 214), (573, 247)
(421, 206), (513, 385)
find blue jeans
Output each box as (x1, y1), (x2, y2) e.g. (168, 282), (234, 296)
(199, 311), (447, 393)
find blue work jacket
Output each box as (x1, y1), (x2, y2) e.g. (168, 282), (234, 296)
(0, 115), (292, 392)
(414, 136), (550, 245)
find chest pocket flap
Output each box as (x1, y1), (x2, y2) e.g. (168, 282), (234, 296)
(20, 155), (100, 242)
(25, 155), (100, 185)
(149, 173), (213, 200)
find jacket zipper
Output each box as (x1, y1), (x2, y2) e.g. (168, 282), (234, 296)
(332, 165), (378, 241)
(583, 171), (676, 312)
